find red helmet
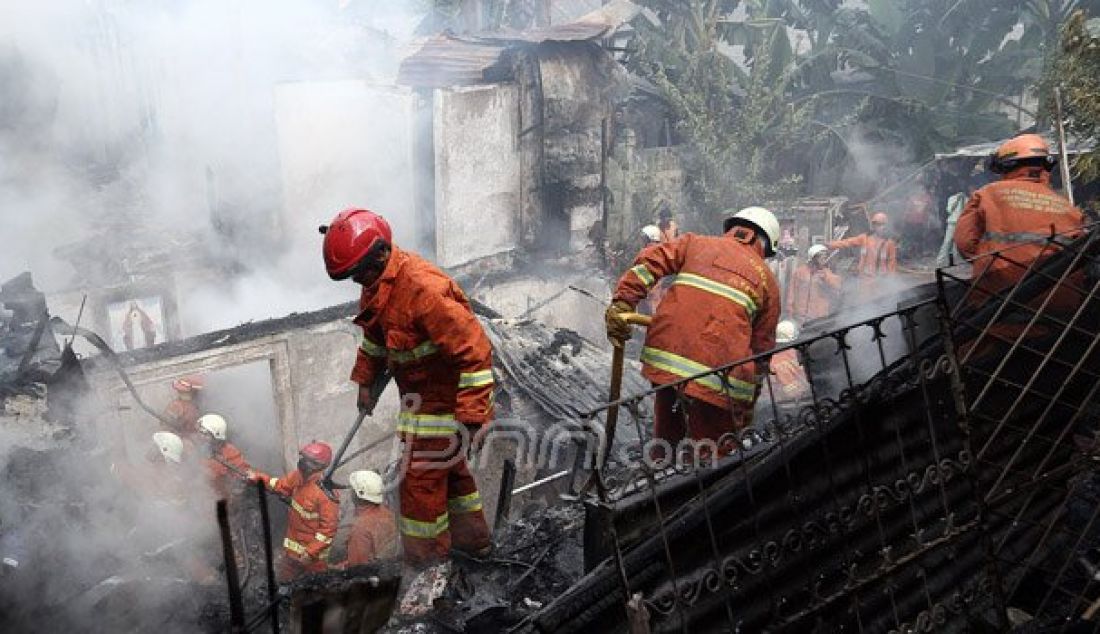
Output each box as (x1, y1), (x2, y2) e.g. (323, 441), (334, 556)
(300, 441), (333, 466)
(320, 208), (392, 280)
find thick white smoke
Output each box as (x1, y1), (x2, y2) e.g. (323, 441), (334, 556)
(0, 0), (424, 332)
(0, 1), (427, 630)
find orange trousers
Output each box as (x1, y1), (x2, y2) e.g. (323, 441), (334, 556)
(278, 554), (326, 582)
(399, 436), (491, 566)
(651, 387), (750, 464)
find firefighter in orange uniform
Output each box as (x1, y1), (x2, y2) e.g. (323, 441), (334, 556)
(785, 244), (840, 323)
(954, 133), (1086, 313)
(768, 321), (810, 403)
(321, 208), (493, 567)
(163, 375), (204, 438)
(657, 203), (679, 243)
(341, 470), (398, 566)
(259, 442), (340, 580)
(196, 413), (255, 500)
(827, 212), (897, 296)
(607, 207), (782, 461)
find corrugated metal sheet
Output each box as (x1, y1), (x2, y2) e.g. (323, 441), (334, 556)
(550, 0), (604, 26)
(936, 134), (1094, 159)
(472, 0), (641, 44)
(397, 1), (640, 88)
(396, 35), (512, 88)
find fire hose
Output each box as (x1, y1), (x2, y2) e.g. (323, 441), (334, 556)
(51, 316), (178, 428)
(53, 316), (298, 508)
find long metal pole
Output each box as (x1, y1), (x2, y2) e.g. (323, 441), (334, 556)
(217, 500), (246, 632)
(256, 481), (280, 634)
(1054, 87), (1075, 205)
(494, 459), (517, 535)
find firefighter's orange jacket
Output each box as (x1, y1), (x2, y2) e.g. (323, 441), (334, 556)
(828, 233), (897, 278)
(769, 348), (810, 401)
(351, 246), (494, 436)
(267, 469), (339, 561)
(785, 264), (840, 321)
(613, 229), (781, 409)
(954, 168), (1085, 298)
(205, 442), (252, 497)
(164, 398), (199, 436)
(344, 504), (398, 566)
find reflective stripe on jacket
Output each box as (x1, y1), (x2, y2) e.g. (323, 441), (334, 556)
(613, 230), (781, 409)
(269, 469), (339, 562)
(954, 169), (1086, 305)
(351, 246), (494, 430)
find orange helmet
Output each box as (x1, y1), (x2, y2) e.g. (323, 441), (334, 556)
(988, 133), (1054, 174)
(870, 212), (888, 225)
(172, 375), (205, 392)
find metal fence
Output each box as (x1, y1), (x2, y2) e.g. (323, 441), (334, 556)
(527, 227), (1100, 633)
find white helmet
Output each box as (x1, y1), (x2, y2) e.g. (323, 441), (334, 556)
(723, 207), (781, 257)
(198, 413), (228, 440)
(807, 244), (828, 261)
(152, 431), (184, 464)
(349, 470), (384, 504)
(641, 225), (661, 243)
(776, 320), (800, 343)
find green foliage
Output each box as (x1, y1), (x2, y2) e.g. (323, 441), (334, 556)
(1047, 10), (1100, 181)
(625, 0), (1056, 218)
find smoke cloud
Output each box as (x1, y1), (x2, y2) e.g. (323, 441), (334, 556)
(0, 1), (427, 630)
(0, 0), (424, 333)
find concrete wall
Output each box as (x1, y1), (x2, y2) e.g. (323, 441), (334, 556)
(86, 319), (403, 477)
(605, 134), (687, 264)
(433, 83), (521, 268)
(539, 44), (625, 250)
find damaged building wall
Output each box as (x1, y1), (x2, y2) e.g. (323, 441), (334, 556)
(433, 83), (522, 268)
(538, 42), (626, 250)
(83, 305), (403, 477)
(605, 137), (686, 261)
(398, 32), (632, 265)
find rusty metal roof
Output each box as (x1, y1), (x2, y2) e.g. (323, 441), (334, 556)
(471, 0), (641, 44)
(396, 35), (512, 88)
(397, 0), (640, 88)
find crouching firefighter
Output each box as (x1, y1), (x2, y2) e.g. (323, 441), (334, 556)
(257, 442), (339, 581)
(321, 208), (493, 567)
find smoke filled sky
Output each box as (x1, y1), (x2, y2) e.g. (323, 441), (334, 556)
(0, 0), (423, 331)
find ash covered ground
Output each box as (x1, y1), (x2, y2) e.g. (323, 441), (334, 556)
(381, 504), (586, 633)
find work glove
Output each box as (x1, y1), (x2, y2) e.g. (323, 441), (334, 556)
(606, 300), (635, 346)
(605, 301), (634, 348)
(305, 541), (329, 561)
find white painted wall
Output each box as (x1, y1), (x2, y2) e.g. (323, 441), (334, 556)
(433, 84), (521, 268)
